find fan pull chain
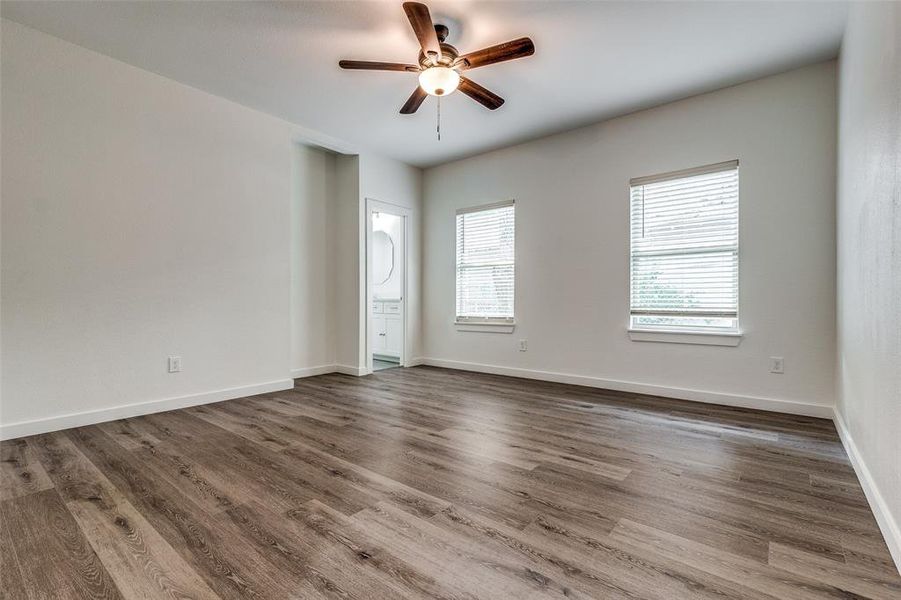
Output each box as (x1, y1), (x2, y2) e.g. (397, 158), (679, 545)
(437, 96), (441, 141)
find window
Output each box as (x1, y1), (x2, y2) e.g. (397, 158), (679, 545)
(630, 161), (739, 334)
(456, 201), (515, 324)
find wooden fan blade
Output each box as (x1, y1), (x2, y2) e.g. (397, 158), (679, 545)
(458, 37), (535, 70)
(403, 2), (441, 60)
(458, 77), (505, 110)
(400, 87), (428, 114)
(339, 60), (420, 72)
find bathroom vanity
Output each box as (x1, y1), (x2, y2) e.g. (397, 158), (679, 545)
(372, 299), (402, 360)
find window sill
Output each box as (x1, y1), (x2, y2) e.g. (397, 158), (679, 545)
(628, 328), (742, 347)
(455, 321), (516, 334)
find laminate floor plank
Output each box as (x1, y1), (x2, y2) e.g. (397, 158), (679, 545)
(135, 411), (352, 513)
(810, 473), (866, 499)
(0, 438), (54, 501)
(440, 425), (633, 480)
(519, 512), (775, 600)
(185, 403), (301, 452)
(208, 399), (382, 464)
(279, 443), (450, 519)
(608, 518), (857, 600)
(218, 501), (370, 600)
(65, 425), (300, 600)
(0, 488), (123, 600)
(617, 469), (870, 558)
(193, 433), (382, 516)
(3, 366), (898, 599)
(843, 534), (901, 577)
(129, 413), (287, 514)
(0, 500), (30, 600)
(288, 383), (460, 432)
(224, 499), (420, 600)
(250, 393), (358, 426)
(430, 503), (737, 600)
(292, 498), (480, 600)
(292, 379), (619, 440)
(353, 501), (580, 599)
(769, 542), (901, 600)
(29, 431), (221, 600)
(662, 465), (881, 532)
(265, 414), (372, 460)
(134, 442), (249, 514)
(531, 461), (849, 563)
(345, 441), (543, 530)
(95, 419), (162, 451)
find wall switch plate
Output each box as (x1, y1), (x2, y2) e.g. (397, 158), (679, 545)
(519, 339), (528, 352)
(769, 356), (784, 374)
(168, 356), (182, 373)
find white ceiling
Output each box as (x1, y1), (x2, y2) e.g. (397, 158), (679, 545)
(2, 1), (847, 167)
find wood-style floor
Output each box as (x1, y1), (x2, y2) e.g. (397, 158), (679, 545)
(2, 366), (899, 599)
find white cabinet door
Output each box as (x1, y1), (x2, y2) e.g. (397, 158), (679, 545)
(372, 315), (387, 352)
(384, 317), (402, 357)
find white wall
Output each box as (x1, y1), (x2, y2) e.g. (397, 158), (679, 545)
(423, 62), (837, 415)
(835, 1), (901, 571)
(360, 154), (424, 363)
(333, 155), (364, 371)
(0, 19), (292, 431)
(291, 145), (337, 374)
(0, 20), (391, 436)
(330, 153), (423, 373)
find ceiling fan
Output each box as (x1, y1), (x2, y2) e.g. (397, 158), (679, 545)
(339, 2), (535, 114)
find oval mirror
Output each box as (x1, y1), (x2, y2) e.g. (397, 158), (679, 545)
(372, 230), (394, 285)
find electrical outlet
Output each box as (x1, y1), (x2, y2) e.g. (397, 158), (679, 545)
(769, 356), (784, 374)
(519, 339), (528, 352)
(168, 356), (182, 373)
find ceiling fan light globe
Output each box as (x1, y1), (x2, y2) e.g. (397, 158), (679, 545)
(418, 66), (460, 96)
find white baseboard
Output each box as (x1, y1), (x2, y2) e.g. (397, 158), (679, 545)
(291, 364), (339, 379)
(291, 364), (370, 378)
(0, 379), (294, 441)
(334, 364), (367, 376)
(417, 358), (834, 418)
(833, 410), (901, 575)
(406, 357), (425, 367)
(1, 361), (369, 441)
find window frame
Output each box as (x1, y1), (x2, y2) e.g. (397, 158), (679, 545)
(454, 200), (516, 332)
(627, 161), (742, 345)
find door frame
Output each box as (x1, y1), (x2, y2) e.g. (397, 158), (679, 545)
(365, 197), (410, 374)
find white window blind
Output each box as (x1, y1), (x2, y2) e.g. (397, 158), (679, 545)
(456, 201), (515, 322)
(630, 161), (739, 332)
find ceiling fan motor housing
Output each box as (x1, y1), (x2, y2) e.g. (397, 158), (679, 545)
(419, 41), (460, 69)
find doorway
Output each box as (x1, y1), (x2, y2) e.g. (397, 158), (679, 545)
(366, 199), (408, 374)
